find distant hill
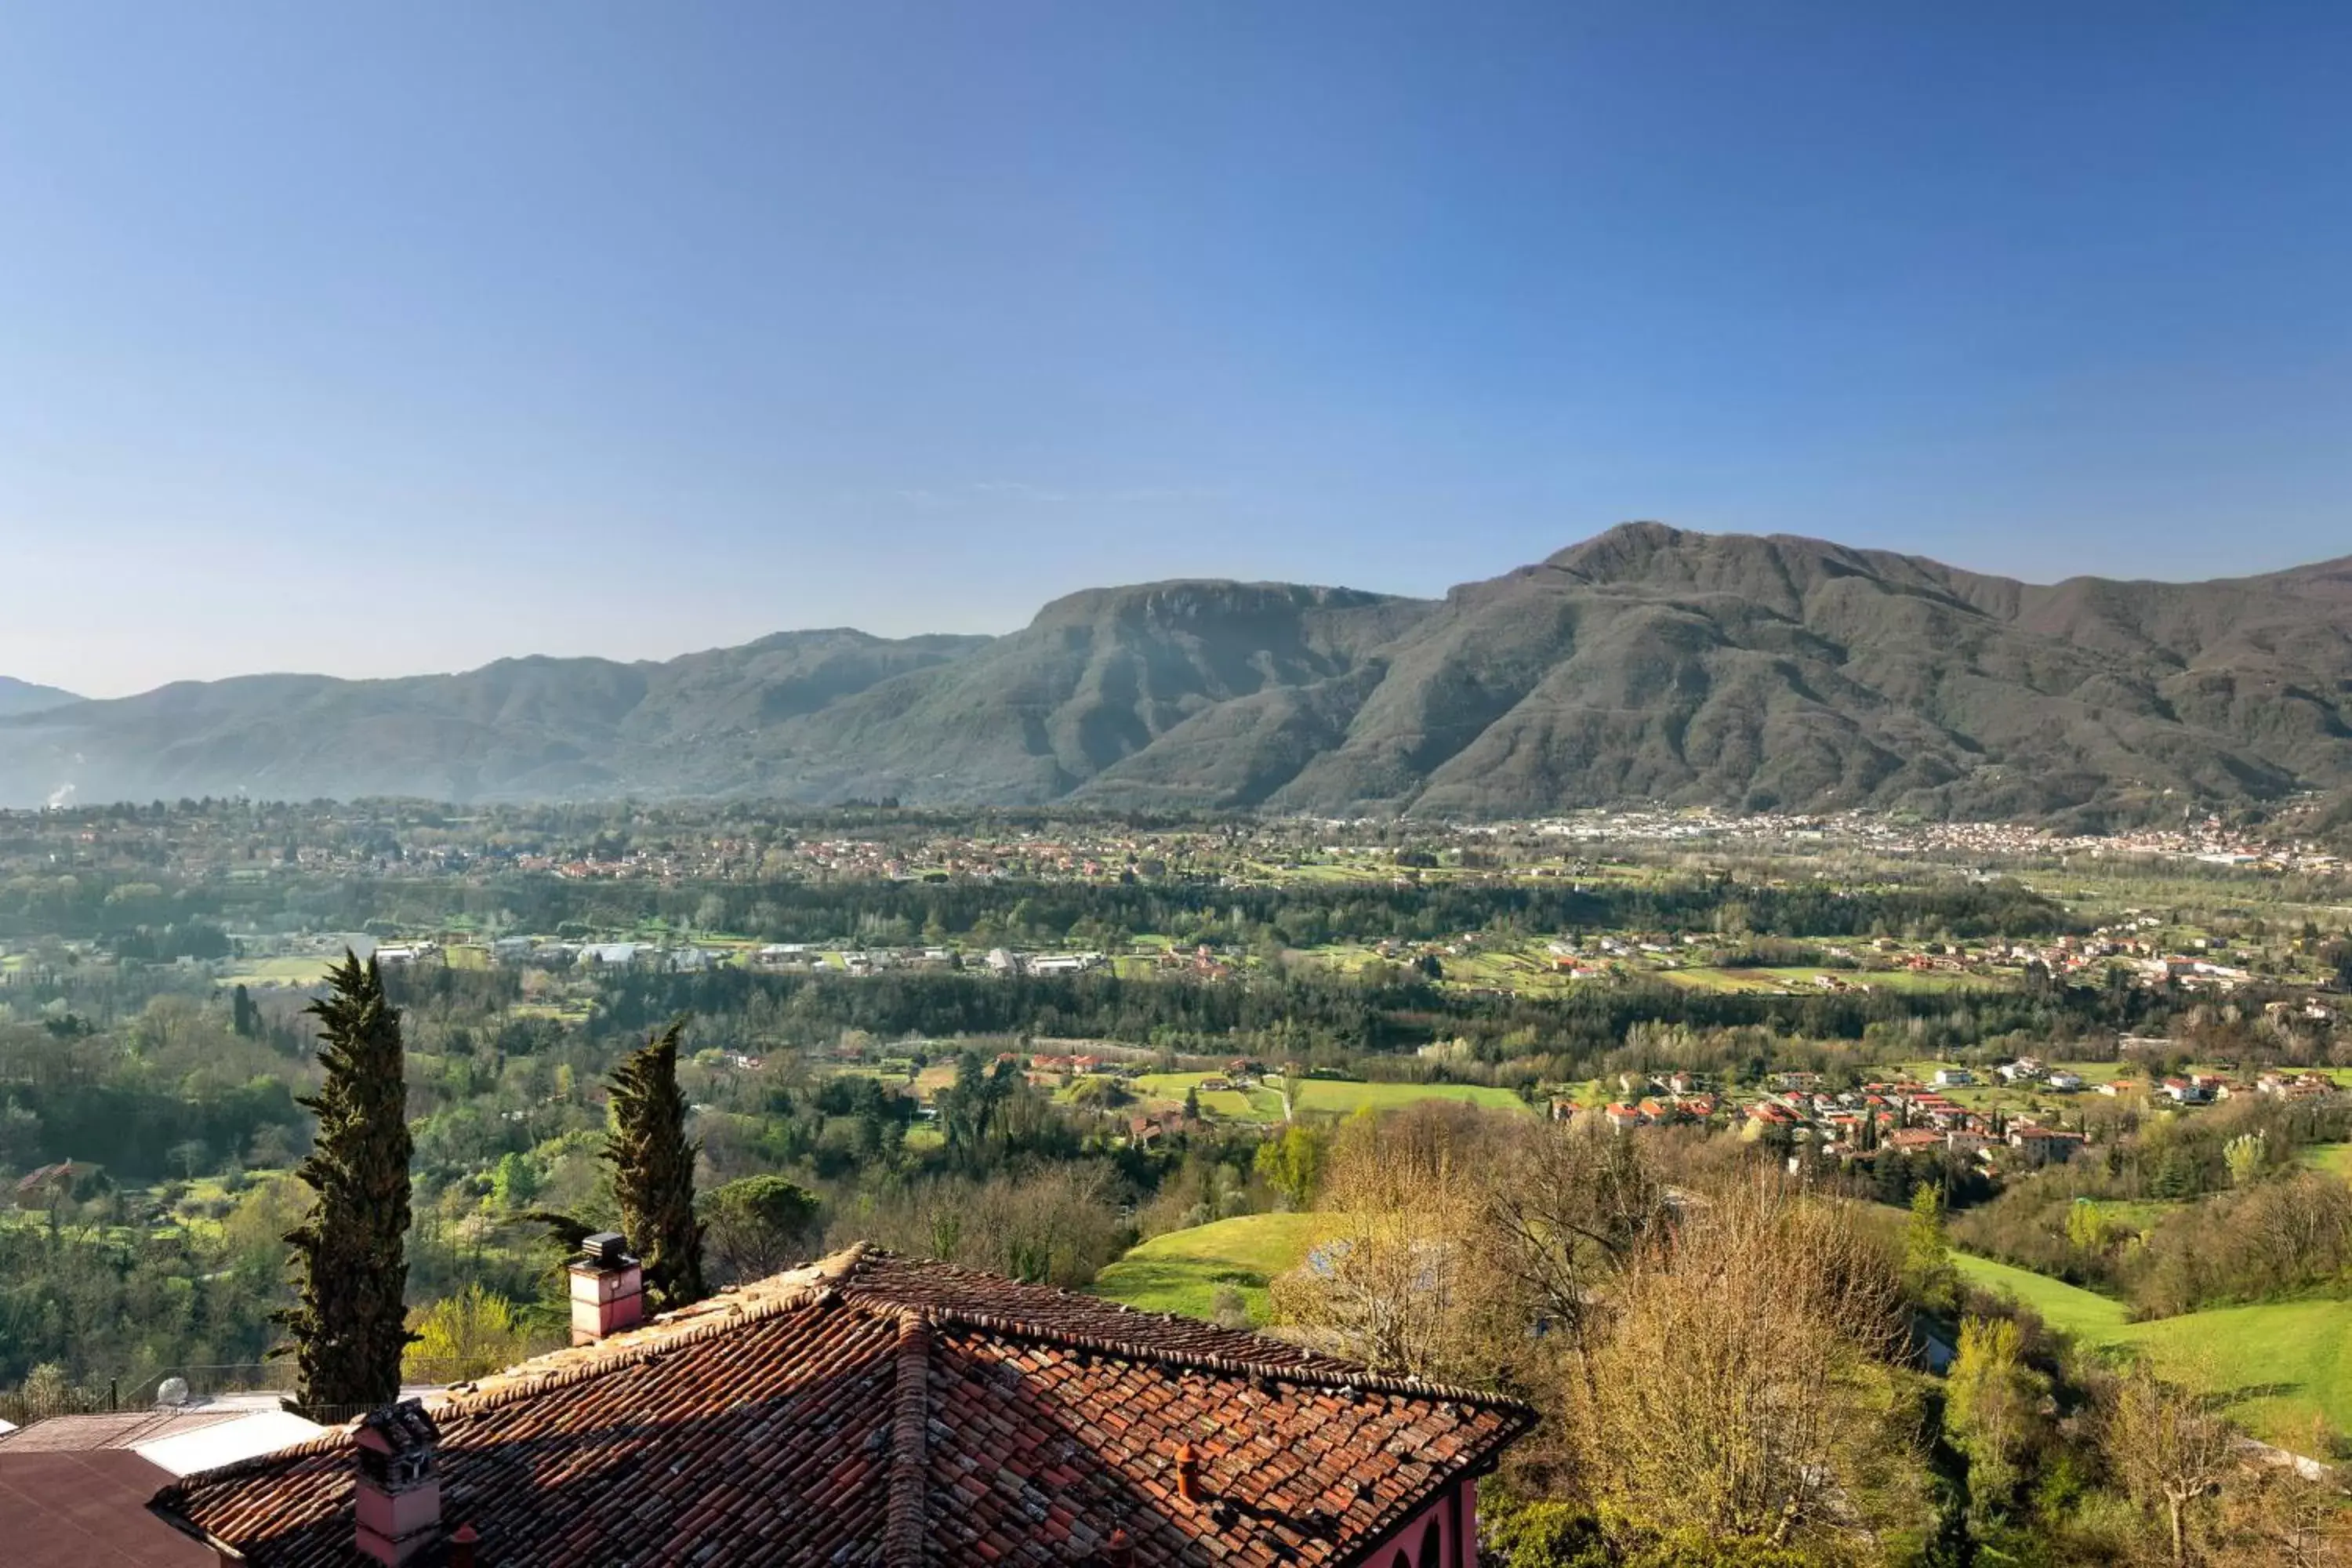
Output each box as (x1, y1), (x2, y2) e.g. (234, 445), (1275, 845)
(0, 677), (80, 718)
(4, 524), (2350, 824)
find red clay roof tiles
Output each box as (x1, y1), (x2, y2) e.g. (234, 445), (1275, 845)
(151, 1245), (1532, 1567)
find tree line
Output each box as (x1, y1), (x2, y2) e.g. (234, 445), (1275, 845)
(0, 864), (2079, 950)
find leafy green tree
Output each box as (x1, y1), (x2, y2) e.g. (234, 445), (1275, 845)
(2064, 1198), (2107, 1254)
(1946, 1316), (2045, 1522)
(488, 1151), (539, 1210)
(230, 982), (258, 1038)
(937, 1049), (1021, 1165)
(1904, 1183), (1959, 1313)
(1482, 1500), (1606, 1566)
(2149, 1145), (2199, 1200)
(705, 1174), (820, 1283)
(403, 1283), (528, 1381)
(276, 951), (414, 1414)
(2223, 1131), (2265, 1188)
(1253, 1123), (1328, 1210)
(604, 1020), (707, 1311)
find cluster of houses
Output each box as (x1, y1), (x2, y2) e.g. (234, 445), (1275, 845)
(1567, 1056), (2348, 1174)
(2011, 913), (2271, 991)
(757, 943), (958, 975)
(274, 936), (1146, 981)
(1527, 805), (2348, 877)
(1156, 942), (1236, 979)
(1580, 1070), (2094, 1170)
(1504, 907), (2336, 999)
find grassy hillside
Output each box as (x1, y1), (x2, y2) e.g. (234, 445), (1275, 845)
(1090, 1212), (1337, 1324)
(1957, 1253), (2352, 1448)
(2299, 1142), (2352, 1178)
(1127, 1071), (1528, 1125)
(1953, 1254), (2132, 1339)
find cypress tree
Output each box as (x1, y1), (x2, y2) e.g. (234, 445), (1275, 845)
(608, 1019), (706, 1310)
(276, 951), (414, 1413)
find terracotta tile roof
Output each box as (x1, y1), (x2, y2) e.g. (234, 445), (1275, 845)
(151, 1244), (1532, 1566)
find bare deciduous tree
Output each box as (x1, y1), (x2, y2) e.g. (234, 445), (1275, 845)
(2105, 1360), (2238, 1568)
(1270, 1103), (1500, 1379)
(1584, 1174), (1906, 1548)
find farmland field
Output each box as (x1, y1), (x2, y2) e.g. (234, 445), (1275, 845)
(1090, 1212), (1338, 1324)
(1957, 1253), (2352, 1448)
(216, 956), (336, 987)
(1130, 1072), (1275, 1120)
(1127, 1072), (1526, 1123)
(1284, 1078), (1529, 1116)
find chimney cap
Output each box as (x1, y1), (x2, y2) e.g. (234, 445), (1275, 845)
(355, 1400), (440, 1455)
(580, 1232), (635, 1268)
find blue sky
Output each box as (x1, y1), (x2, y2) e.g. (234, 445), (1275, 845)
(3, 2), (2349, 696)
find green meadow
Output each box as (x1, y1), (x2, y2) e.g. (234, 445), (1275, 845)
(1091, 1211), (1339, 1324)
(1957, 1253), (2352, 1449)
(1127, 1071), (1527, 1123)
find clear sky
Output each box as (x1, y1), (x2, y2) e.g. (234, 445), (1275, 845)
(4, 2), (2349, 697)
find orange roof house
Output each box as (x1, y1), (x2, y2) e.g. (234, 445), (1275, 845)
(149, 1246), (1531, 1566)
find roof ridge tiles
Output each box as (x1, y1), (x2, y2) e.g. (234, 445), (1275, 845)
(148, 1424), (356, 1507)
(156, 1279), (852, 1501)
(884, 1310), (932, 1568)
(848, 1294), (1531, 1414)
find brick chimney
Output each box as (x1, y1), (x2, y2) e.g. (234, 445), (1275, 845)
(568, 1232), (645, 1345)
(354, 1401), (441, 1566)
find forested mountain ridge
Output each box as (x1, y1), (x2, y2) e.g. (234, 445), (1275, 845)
(7, 524), (2351, 822)
(0, 677), (79, 718)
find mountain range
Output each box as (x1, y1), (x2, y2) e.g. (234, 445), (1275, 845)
(7, 524), (2350, 824)
(0, 677), (81, 720)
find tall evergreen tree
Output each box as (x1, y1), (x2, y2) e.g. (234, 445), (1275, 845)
(607, 1019), (706, 1310)
(275, 952), (413, 1413)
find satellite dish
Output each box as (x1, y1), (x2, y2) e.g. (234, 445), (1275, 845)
(156, 1377), (190, 1407)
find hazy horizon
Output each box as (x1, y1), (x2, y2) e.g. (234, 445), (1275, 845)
(7, 3), (2350, 698)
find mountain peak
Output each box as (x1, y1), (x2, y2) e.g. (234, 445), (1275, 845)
(1543, 520), (1700, 574)
(1026, 579), (1410, 632)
